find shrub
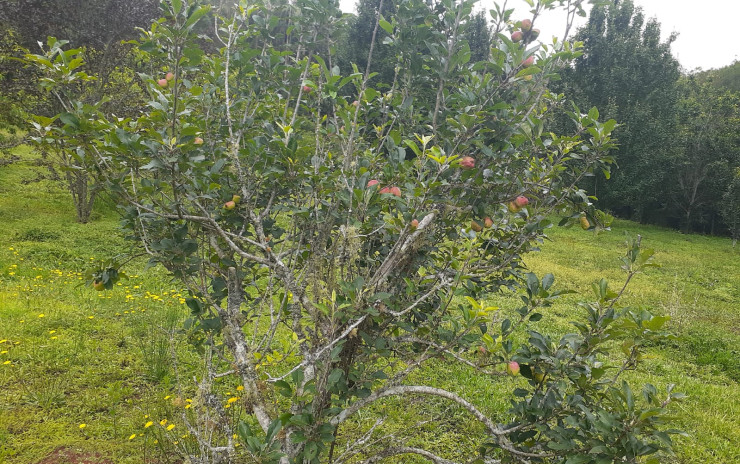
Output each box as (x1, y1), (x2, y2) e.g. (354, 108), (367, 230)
(28, 0), (682, 462)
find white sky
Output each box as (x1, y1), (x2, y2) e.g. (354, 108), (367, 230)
(338, 0), (740, 71)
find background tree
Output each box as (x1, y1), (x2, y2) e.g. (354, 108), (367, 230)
(30, 0), (683, 462)
(720, 168), (740, 246)
(558, 0), (681, 223)
(670, 78), (740, 233)
(1, 0), (159, 221)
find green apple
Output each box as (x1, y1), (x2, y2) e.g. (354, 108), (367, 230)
(506, 361), (520, 376)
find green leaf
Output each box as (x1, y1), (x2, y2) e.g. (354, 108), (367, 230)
(379, 16), (394, 35)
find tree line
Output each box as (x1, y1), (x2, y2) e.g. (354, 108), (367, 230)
(1, 0), (738, 241)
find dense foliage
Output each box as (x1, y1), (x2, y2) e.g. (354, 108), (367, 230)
(24, 0), (689, 463)
(559, 0), (740, 235)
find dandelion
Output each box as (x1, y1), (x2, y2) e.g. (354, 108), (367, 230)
(236, 385), (244, 392)
(3, 361), (11, 365)
(79, 424), (87, 429)
(88, 316), (94, 319)
(38, 314), (44, 318)
(129, 433), (137, 440)
(50, 336), (58, 340)
(1, 351), (7, 354)
(160, 419), (168, 426)
(227, 397), (239, 404)
(49, 330), (56, 334)
(166, 424), (175, 431)
(145, 421), (153, 428)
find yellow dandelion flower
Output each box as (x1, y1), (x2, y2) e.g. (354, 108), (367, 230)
(160, 419), (168, 426)
(184, 404), (191, 409)
(50, 336), (58, 340)
(129, 433), (137, 440)
(49, 330), (56, 334)
(144, 421), (153, 428)
(3, 361), (11, 365)
(0, 340), (6, 344)
(1, 351), (7, 354)
(38, 314), (44, 318)
(236, 385), (244, 392)
(166, 424), (175, 431)
(88, 316), (94, 319)
(79, 424), (87, 429)
(227, 397), (239, 404)
(164, 395), (171, 400)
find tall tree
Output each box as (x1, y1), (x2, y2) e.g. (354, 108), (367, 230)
(559, 0), (681, 222)
(671, 78), (740, 233)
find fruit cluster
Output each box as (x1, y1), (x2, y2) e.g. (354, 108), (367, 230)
(510, 19), (540, 45)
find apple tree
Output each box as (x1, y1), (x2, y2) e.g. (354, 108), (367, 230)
(29, 0), (683, 462)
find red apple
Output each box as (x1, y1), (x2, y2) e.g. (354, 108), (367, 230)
(508, 201), (520, 213)
(410, 219), (419, 229)
(471, 220), (483, 232)
(92, 280), (105, 291)
(506, 361), (520, 376)
(460, 156), (476, 169)
(511, 31), (523, 43)
(223, 200), (236, 210)
(352, 100), (359, 107)
(484, 217), (493, 228)
(520, 19), (532, 32)
(515, 196), (529, 207)
(302, 85), (312, 93)
(194, 137), (204, 145)
(157, 78), (168, 88)
(522, 56), (535, 68)
(165, 72), (174, 81)
(580, 216), (590, 230)
(390, 186), (402, 197)
(367, 179), (379, 188)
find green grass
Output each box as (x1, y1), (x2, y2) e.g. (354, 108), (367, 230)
(0, 146), (738, 463)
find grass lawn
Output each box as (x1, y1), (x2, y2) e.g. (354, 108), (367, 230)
(0, 146), (738, 463)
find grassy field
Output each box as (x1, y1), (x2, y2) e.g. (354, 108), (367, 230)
(0, 146), (738, 463)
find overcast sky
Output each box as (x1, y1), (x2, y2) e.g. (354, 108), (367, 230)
(338, 0), (740, 71)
